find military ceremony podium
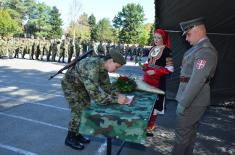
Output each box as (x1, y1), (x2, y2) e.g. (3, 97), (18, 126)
(79, 91), (158, 155)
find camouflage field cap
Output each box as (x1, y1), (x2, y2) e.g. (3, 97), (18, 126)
(109, 48), (126, 65)
(179, 17), (205, 36)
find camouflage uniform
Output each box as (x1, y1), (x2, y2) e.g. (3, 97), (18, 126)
(61, 57), (118, 134)
(0, 38), (4, 57)
(30, 40), (35, 60)
(45, 40), (51, 61)
(58, 40), (66, 62)
(97, 41), (105, 56)
(67, 39), (74, 63)
(35, 40), (41, 60)
(22, 40), (27, 59)
(51, 41), (59, 62)
(75, 39), (81, 59)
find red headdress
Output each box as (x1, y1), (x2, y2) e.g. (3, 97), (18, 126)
(155, 28), (170, 48)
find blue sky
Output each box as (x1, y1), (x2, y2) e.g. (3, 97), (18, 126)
(38, 0), (155, 29)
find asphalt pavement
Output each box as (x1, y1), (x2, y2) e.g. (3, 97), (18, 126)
(0, 57), (234, 155)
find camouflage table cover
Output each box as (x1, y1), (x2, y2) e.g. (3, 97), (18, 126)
(79, 91), (157, 144)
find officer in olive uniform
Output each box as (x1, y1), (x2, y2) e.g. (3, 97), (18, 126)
(172, 17), (218, 155)
(61, 49), (128, 150)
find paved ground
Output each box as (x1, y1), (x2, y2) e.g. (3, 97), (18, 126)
(0, 58), (234, 155)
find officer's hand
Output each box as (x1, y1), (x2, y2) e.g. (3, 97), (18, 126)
(118, 95), (129, 104)
(146, 70), (155, 75)
(176, 104), (185, 115)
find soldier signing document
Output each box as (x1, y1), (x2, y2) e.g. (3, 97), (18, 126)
(61, 48), (129, 150)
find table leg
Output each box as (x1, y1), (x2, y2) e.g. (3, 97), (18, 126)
(107, 137), (112, 155)
(116, 141), (125, 155)
(106, 137), (126, 155)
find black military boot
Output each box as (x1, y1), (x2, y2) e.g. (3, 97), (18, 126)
(76, 134), (90, 144)
(65, 131), (84, 150)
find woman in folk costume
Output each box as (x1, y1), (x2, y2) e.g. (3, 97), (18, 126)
(144, 28), (174, 135)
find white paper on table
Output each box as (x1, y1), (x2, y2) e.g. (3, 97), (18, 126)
(126, 95), (135, 106)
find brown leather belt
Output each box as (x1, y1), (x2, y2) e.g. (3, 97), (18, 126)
(180, 76), (190, 83)
(180, 76), (210, 83)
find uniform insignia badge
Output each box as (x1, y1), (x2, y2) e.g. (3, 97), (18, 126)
(196, 59), (206, 69)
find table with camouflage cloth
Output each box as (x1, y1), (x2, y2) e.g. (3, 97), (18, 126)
(79, 91), (157, 144)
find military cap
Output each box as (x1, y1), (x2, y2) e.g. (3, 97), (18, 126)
(109, 48), (126, 65)
(179, 17), (205, 35)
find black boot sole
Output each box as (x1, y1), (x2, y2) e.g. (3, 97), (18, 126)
(65, 141), (84, 150)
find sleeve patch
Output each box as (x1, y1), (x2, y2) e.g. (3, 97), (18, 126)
(196, 59), (206, 70)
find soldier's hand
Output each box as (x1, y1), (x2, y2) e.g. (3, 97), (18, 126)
(118, 95), (129, 104)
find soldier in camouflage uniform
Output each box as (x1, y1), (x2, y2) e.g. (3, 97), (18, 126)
(8, 38), (15, 59)
(74, 38), (81, 59)
(0, 37), (5, 58)
(45, 40), (51, 61)
(35, 39), (41, 60)
(14, 38), (20, 58)
(22, 39), (27, 59)
(58, 39), (66, 63)
(172, 17), (218, 155)
(30, 39), (35, 60)
(97, 41), (105, 56)
(51, 40), (59, 62)
(67, 39), (74, 63)
(61, 49), (127, 150)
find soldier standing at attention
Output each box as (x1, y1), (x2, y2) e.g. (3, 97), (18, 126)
(58, 39), (66, 63)
(61, 49), (129, 150)
(30, 39), (35, 60)
(74, 38), (80, 59)
(172, 17), (218, 155)
(51, 40), (58, 62)
(22, 39), (27, 59)
(67, 39), (74, 63)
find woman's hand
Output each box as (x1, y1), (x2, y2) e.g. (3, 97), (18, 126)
(146, 70), (155, 75)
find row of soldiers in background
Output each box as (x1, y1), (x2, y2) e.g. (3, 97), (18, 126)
(0, 37), (86, 63)
(0, 37), (145, 63)
(93, 41), (144, 63)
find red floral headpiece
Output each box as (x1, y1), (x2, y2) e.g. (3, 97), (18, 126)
(155, 28), (170, 48)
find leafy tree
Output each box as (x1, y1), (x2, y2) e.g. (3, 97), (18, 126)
(0, 9), (22, 36)
(88, 14), (97, 41)
(147, 24), (155, 45)
(68, 0), (82, 41)
(113, 3), (145, 44)
(2, 0), (27, 24)
(48, 6), (63, 38)
(26, 2), (52, 38)
(96, 18), (114, 42)
(67, 13), (90, 41)
(138, 23), (153, 46)
(112, 28), (119, 44)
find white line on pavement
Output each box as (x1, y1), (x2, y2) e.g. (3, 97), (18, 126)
(0, 143), (37, 155)
(33, 102), (69, 111)
(95, 142), (107, 155)
(0, 95), (68, 110)
(0, 112), (67, 131)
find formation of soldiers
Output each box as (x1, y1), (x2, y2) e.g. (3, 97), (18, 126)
(0, 36), (145, 63)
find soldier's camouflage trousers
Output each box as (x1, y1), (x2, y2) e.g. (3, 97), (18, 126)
(61, 78), (90, 134)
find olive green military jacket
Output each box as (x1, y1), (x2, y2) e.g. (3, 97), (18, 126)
(176, 38), (218, 108)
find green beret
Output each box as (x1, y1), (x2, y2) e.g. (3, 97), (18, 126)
(179, 17), (205, 35)
(109, 48), (126, 65)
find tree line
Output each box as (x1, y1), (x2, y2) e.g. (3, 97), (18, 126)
(0, 0), (154, 46)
